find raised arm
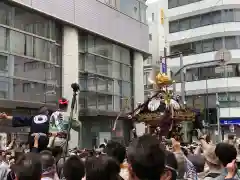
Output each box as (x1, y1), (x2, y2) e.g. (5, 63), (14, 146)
(0, 113), (32, 127)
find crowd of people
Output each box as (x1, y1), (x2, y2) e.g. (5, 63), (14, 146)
(0, 130), (239, 180)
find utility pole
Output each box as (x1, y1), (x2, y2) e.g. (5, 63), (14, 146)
(179, 53), (186, 106)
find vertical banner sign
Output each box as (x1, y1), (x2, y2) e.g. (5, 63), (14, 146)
(162, 62), (166, 73)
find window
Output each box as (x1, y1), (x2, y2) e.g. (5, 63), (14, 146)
(149, 34), (152, 41)
(223, 9), (234, 22)
(169, 21), (179, 33)
(23, 83), (30, 92)
(121, 65), (130, 81)
(0, 55), (7, 71)
(34, 38), (49, 60)
(120, 0), (140, 21)
(201, 13), (211, 26)
(168, 0), (202, 9)
(97, 76), (107, 92)
(0, 2), (10, 25)
(86, 54), (96, 73)
(193, 41), (202, 54)
(202, 39), (213, 52)
(95, 56), (111, 76)
(122, 82), (131, 97)
(214, 38), (222, 51)
(140, 3), (147, 23)
(24, 62), (40, 71)
(95, 38), (113, 58)
(152, 13), (155, 21)
(235, 9), (240, 22)
(98, 94), (107, 110)
(212, 11), (221, 24)
(225, 36), (237, 50)
(98, 0), (118, 9)
(190, 15), (201, 28)
(0, 27), (7, 51)
(168, 0), (178, 9)
(179, 18), (190, 31)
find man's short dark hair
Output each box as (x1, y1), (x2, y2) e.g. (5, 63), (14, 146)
(104, 140), (126, 164)
(215, 143), (237, 167)
(127, 134), (165, 180)
(165, 151), (178, 180)
(40, 150), (55, 171)
(85, 155), (120, 180)
(13, 152), (42, 180)
(63, 155), (85, 180)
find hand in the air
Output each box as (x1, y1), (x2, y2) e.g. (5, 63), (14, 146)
(0, 113), (7, 119)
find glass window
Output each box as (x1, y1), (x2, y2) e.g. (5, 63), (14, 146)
(122, 82), (131, 97)
(214, 38), (222, 51)
(168, 0), (178, 9)
(13, 56), (45, 81)
(201, 13), (212, 26)
(120, 0), (140, 20)
(10, 31), (25, 55)
(235, 9), (240, 22)
(0, 27), (7, 51)
(222, 9), (234, 22)
(121, 65), (130, 81)
(225, 36), (237, 50)
(114, 96), (120, 111)
(26, 35), (34, 57)
(95, 56), (111, 76)
(79, 53), (85, 71)
(87, 92), (97, 109)
(107, 79), (113, 93)
(114, 80), (121, 95)
(121, 47), (130, 64)
(86, 54), (96, 73)
(169, 21), (179, 33)
(95, 38), (113, 58)
(79, 73), (86, 91)
(0, 55), (7, 71)
(87, 35), (95, 53)
(0, 2), (10, 25)
(107, 95), (113, 110)
(112, 61), (121, 79)
(178, 0), (189, 6)
(14, 7), (34, 33)
(190, 15), (201, 29)
(149, 34), (152, 41)
(114, 45), (121, 62)
(179, 18), (190, 31)
(193, 41), (202, 54)
(98, 94), (106, 110)
(97, 76), (107, 92)
(212, 11), (221, 24)
(79, 33), (86, 52)
(87, 75), (96, 91)
(34, 16), (49, 38)
(140, 3), (147, 23)
(202, 39), (213, 52)
(34, 38), (49, 60)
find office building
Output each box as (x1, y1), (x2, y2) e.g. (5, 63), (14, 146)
(0, 0), (149, 148)
(167, 0), (240, 136)
(144, 0), (168, 100)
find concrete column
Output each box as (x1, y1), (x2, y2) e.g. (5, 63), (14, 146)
(133, 52), (144, 106)
(62, 26), (81, 149)
(133, 52), (145, 135)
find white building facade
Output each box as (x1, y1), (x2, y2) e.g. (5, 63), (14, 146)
(167, 0), (240, 135)
(0, 0), (148, 148)
(144, 0), (168, 99)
